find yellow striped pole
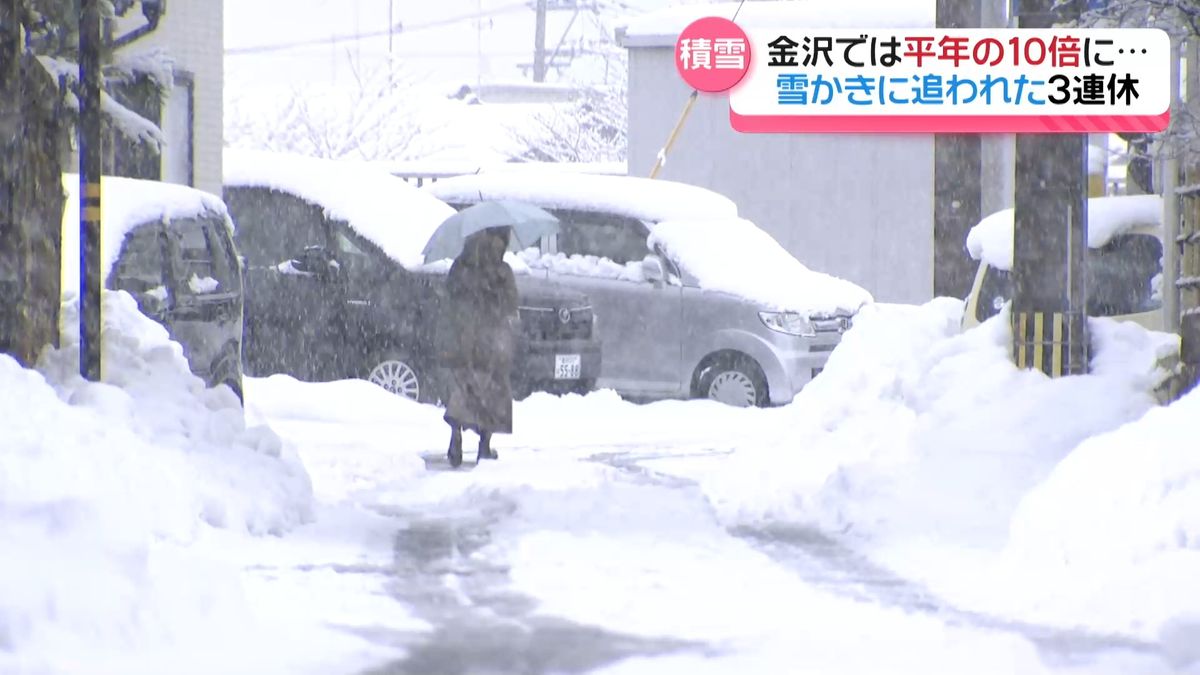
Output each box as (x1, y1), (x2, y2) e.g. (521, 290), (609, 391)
(79, 0), (102, 381)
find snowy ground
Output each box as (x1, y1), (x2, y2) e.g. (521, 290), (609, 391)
(4, 291), (1198, 674)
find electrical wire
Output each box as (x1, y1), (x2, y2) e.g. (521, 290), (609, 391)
(226, 1), (531, 56)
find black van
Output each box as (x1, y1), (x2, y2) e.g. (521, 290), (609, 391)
(222, 184), (601, 403)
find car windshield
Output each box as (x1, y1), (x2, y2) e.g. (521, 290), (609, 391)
(975, 232), (1164, 322)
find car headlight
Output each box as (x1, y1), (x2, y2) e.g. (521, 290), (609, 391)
(759, 311), (816, 337)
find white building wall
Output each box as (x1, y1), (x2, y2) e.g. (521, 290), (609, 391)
(628, 46), (936, 304)
(115, 0), (223, 197)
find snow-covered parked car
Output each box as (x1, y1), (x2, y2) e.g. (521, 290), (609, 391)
(426, 173), (873, 407)
(963, 195), (1165, 331)
(222, 150), (602, 403)
(61, 174), (246, 401)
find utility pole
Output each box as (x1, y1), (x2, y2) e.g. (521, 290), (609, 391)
(1010, 0), (1089, 377)
(79, 0), (102, 381)
(1181, 35), (1200, 393)
(933, 0), (983, 299)
(533, 0), (548, 82)
(1162, 35), (1182, 335)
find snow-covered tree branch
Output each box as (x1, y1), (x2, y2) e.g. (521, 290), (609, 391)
(1067, 0), (1200, 164)
(225, 60), (433, 163)
(506, 15), (629, 164)
(507, 83), (627, 163)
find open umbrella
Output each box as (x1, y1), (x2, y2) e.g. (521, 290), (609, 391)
(421, 199), (560, 264)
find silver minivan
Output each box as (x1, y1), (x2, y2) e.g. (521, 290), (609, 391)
(426, 173), (872, 407)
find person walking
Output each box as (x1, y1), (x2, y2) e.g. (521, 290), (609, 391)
(438, 226), (520, 467)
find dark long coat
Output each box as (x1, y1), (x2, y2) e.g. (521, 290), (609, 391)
(438, 229), (520, 434)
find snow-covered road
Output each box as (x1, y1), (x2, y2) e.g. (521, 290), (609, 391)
(10, 293), (1197, 675)
(244, 373), (1183, 675)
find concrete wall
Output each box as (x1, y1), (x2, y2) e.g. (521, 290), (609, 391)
(628, 46), (935, 304)
(115, 0), (223, 197)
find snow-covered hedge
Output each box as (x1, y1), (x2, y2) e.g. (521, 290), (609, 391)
(0, 291), (313, 671)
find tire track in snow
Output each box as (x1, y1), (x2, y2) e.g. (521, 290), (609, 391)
(590, 447), (1170, 670)
(358, 493), (706, 675)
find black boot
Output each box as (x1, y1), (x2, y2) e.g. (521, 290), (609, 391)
(447, 427), (463, 468)
(477, 431), (498, 461)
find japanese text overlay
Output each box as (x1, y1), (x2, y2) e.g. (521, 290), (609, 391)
(675, 22), (1171, 133)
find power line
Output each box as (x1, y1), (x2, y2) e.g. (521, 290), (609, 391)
(226, 2), (532, 56)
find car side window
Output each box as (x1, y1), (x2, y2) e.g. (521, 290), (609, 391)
(166, 216), (230, 296)
(975, 233), (1163, 323)
(227, 189), (327, 266)
(554, 210), (653, 265)
(333, 226), (385, 277)
(203, 217), (241, 294)
(112, 222), (167, 294)
(1087, 233), (1162, 316)
(975, 266), (1012, 323)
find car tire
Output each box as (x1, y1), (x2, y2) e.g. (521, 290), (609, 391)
(695, 353), (768, 408)
(364, 351), (439, 404)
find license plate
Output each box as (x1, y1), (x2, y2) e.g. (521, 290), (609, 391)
(554, 354), (582, 379)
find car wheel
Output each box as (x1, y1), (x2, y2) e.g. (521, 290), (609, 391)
(365, 353), (426, 402)
(696, 354), (768, 408)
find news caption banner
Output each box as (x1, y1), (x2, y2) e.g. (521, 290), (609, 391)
(674, 17), (1171, 133)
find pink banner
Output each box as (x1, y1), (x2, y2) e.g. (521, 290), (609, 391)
(729, 110), (1170, 134)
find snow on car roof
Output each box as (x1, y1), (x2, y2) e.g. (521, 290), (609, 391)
(965, 195), (1163, 272)
(424, 172), (739, 223)
(60, 173), (231, 291)
(224, 148), (456, 269)
(650, 217), (873, 315)
(619, 0), (934, 44)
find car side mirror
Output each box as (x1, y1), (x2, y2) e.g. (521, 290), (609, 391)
(642, 255), (665, 285)
(292, 246), (340, 280)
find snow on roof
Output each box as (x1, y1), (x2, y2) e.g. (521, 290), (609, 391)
(426, 172), (868, 312)
(620, 0), (935, 45)
(965, 195), (1164, 272)
(650, 218), (873, 314)
(60, 173), (230, 291)
(223, 148), (456, 269)
(425, 172), (739, 223)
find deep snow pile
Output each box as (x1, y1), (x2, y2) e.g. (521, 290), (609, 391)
(695, 299), (1176, 540)
(999, 384), (1200, 644)
(0, 290), (313, 674)
(666, 297), (1191, 640)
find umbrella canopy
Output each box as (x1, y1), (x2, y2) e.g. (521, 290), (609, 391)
(421, 199), (560, 263)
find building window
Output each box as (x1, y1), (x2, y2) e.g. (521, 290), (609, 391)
(161, 71), (195, 187)
(109, 71), (163, 181)
(108, 68), (194, 187)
